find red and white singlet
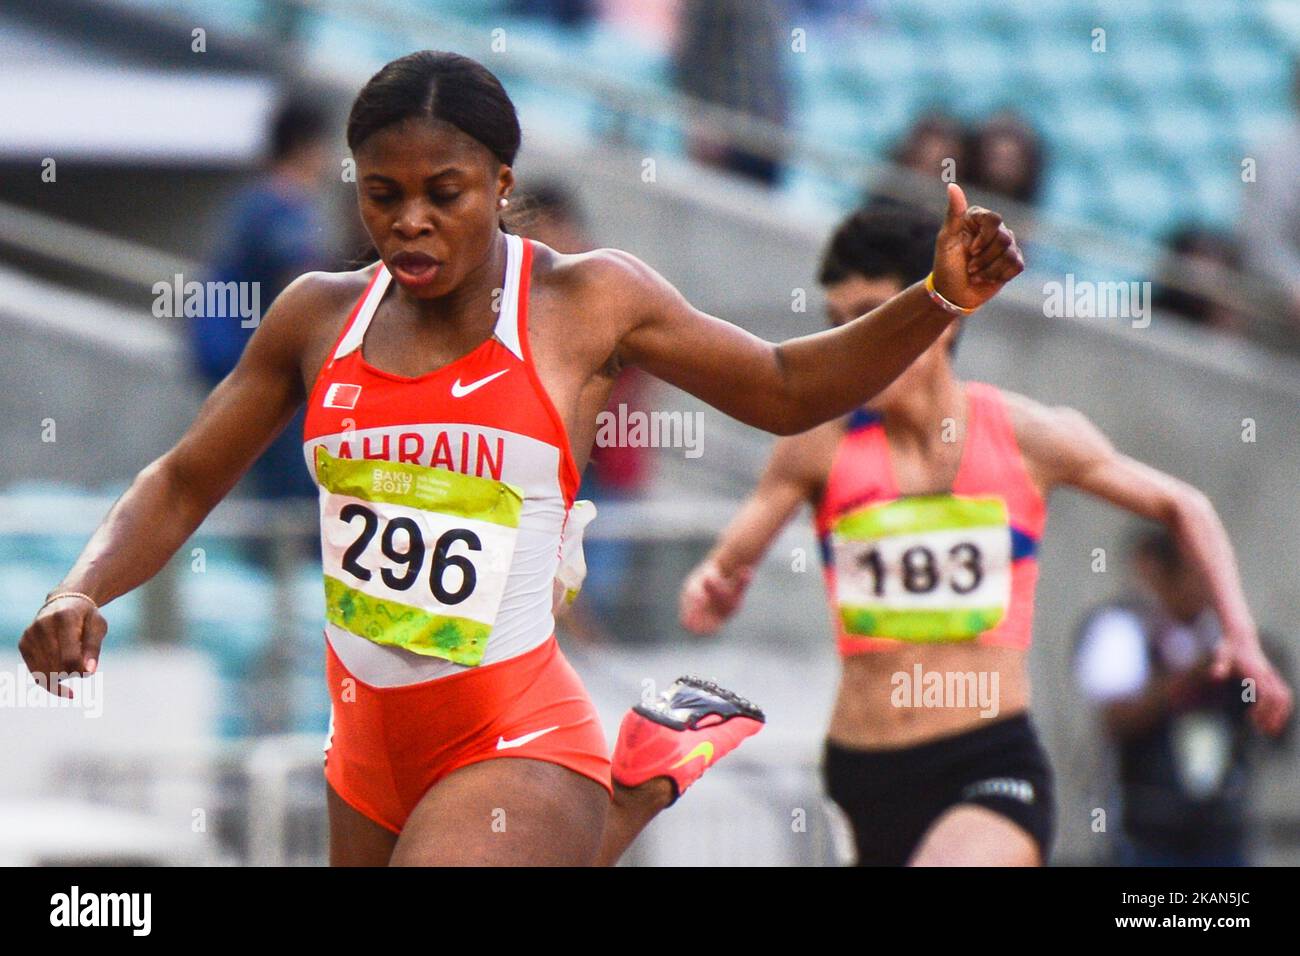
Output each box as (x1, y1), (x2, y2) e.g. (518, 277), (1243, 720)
(302, 234), (581, 687)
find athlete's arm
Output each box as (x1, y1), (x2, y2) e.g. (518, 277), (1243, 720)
(610, 185), (1023, 436)
(1012, 394), (1294, 736)
(679, 428), (825, 634)
(19, 272), (330, 693)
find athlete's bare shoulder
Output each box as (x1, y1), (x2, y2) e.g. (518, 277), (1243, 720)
(527, 242), (678, 377)
(269, 264), (381, 386)
(531, 243), (656, 287)
(998, 387), (1113, 492)
(259, 265), (376, 341)
(287, 264), (378, 319)
(530, 243), (677, 329)
(998, 388), (1058, 436)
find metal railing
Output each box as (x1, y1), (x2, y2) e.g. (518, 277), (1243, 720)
(41, 730), (844, 866)
(0, 198), (200, 286)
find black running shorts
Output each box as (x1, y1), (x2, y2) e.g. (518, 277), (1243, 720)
(822, 712), (1055, 866)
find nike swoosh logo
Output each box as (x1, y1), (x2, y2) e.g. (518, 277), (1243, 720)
(496, 726), (560, 750)
(451, 369), (509, 398)
(671, 741), (715, 769)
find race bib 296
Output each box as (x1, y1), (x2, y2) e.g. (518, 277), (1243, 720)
(315, 446), (524, 666)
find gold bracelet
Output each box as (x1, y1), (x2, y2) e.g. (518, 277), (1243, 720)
(924, 272), (978, 316)
(42, 591), (99, 611)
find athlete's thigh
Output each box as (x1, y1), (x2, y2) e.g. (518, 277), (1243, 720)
(390, 757), (609, 866)
(908, 804), (1041, 867)
(328, 783), (399, 866)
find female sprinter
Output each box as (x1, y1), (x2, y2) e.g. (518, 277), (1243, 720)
(19, 51), (1024, 866)
(679, 204), (1293, 866)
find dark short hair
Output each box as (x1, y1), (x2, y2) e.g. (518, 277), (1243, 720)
(818, 204), (938, 289)
(971, 112), (1044, 205)
(505, 181), (583, 241)
(520, 180), (583, 224)
(270, 95), (331, 161)
(819, 203), (963, 356)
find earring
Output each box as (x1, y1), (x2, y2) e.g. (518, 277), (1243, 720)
(499, 197), (509, 209)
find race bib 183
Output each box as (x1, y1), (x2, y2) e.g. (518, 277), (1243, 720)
(830, 495), (1012, 642)
(315, 446), (524, 666)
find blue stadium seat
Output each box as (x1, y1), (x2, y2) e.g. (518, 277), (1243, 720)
(1110, 35), (1192, 92)
(853, 31), (925, 88)
(799, 90), (874, 150)
(1189, 170), (1244, 232)
(1104, 163), (1179, 238)
(1147, 102), (1220, 160)
(856, 92), (924, 156)
(178, 561), (272, 670)
(991, 0), (1075, 34)
(1202, 42), (1289, 106)
(1262, 0), (1300, 49)
(297, 12), (400, 74)
(931, 34), (1014, 101)
(581, 23), (668, 88)
(1052, 97), (1132, 156)
(1041, 157), (1099, 224)
(1024, 32), (1105, 93)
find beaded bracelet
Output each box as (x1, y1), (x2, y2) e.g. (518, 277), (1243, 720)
(41, 591), (99, 612)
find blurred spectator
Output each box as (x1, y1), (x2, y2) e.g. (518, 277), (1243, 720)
(865, 111), (970, 215)
(576, 365), (658, 628)
(511, 0), (595, 28)
(1240, 58), (1300, 332)
(969, 112), (1044, 206)
(515, 181), (590, 254)
(598, 0), (679, 50)
(788, 0), (874, 19)
(189, 94), (335, 504)
(1152, 226), (1250, 334)
(1073, 528), (1288, 866)
(673, 0), (791, 186)
(514, 182), (657, 634)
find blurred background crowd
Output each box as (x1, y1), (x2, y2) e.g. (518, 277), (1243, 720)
(1, 0), (1298, 865)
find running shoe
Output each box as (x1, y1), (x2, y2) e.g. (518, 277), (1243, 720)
(612, 676), (765, 803)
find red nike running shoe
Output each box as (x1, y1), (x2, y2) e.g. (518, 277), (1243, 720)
(612, 676), (765, 803)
